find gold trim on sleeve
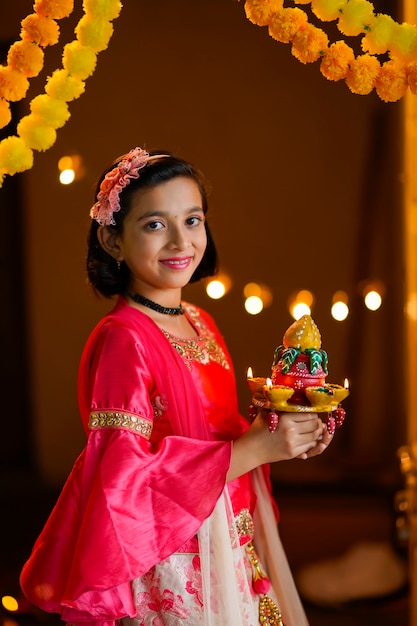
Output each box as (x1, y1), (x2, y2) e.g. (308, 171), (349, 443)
(88, 411), (152, 439)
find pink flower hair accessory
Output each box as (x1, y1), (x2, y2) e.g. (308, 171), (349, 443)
(90, 146), (150, 226)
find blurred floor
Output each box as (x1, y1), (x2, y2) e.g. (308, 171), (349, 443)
(0, 473), (410, 626)
(274, 482), (409, 626)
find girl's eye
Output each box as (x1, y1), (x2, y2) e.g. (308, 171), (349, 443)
(145, 220), (164, 231)
(186, 216), (203, 226)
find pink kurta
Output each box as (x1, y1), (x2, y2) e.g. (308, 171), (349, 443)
(20, 297), (308, 626)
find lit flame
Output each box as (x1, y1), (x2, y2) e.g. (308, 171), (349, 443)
(266, 377), (273, 389)
(247, 367), (253, 379)
(344, 378), (349, 389)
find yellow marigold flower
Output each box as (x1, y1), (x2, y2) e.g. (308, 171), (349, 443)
(34, 0), (74, 19)
(63, 41), (97, 79)
(320, 40), (354, 80)
(30, 94), (70, 129)
(21, 14), (60, 47)
(292, 23), (329, 64)
(0, 100), (12, 129)
(389, 23), (417, 65)
(17, 114), (57, 151)
(293, 0), (311, 4)
(83, 0), (123, 21)
(268, 8), (308, 44)
(45, 69), (86, 101)
(75, 15), (114, 52)
(312, 0), (347, 22)
(361, 14), (397, 56)
(0, 67), (29, 101)
(7, 41), (44, 78)
(0, 136), (34, 175)
(375, 60), (408, 102)
(345, 53), (380, 94)
(338, 0), (374, 37)
(245, 0), (284, 27)
(408, 61), (417, 95)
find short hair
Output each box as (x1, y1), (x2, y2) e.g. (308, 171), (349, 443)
(87, 151), (218, 297)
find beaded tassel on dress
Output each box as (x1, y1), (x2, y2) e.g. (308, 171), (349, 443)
(247, 541), (284, 625)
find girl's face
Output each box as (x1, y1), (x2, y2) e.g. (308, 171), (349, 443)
(116, 176), (207, 299)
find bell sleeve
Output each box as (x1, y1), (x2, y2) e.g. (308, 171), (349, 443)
(21, 316), (232, 625)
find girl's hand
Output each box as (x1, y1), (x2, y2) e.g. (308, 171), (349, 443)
(259, 410), (325, 462)
(297, 420), (334, 459)
(227, 410), (326, 481)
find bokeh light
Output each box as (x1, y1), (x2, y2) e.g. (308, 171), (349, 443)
(2, 596), (18, 612)
(245, 295), (263, 315)
(364, 289), (382, 311)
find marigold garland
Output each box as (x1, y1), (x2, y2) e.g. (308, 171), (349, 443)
(244, 0), (417, 102)
(0, 0), (122, 186)
(1, 0), (415, 185)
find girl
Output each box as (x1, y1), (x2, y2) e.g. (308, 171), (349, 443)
(21, 147), (331, 626)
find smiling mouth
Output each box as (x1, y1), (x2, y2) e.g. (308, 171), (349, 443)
(160, 257), (193, 269)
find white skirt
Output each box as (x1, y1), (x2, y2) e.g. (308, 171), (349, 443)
(121, 539), (279, 626)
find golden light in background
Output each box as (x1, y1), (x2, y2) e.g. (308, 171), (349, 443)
(58, 154), (84, 185)
(406, 293), (417, 322)
(292, 302), (311, 319)
(364, 290), (382, 311)
(243, 282), (273, 315)
(331, 290), (349, 321)
(60, 168), (75, 185)
(245, 295), (263, 315)
(206, 273), (231, 300)
(362, 280), (384, 311)
(288, 289), (314, 319)
(2, 596), (19, 612)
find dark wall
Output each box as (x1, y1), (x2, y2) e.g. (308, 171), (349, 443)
(0, 42), (33, 471)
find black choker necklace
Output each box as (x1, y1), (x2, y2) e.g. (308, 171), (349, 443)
(129, 292), (184, 315)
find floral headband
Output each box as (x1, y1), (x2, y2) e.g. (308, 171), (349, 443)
(90, 146), (150, 226)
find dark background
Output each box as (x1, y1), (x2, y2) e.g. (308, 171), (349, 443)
(0, 2), (409, 624)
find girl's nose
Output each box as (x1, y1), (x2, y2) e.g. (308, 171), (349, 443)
(168, 225), (189, 249)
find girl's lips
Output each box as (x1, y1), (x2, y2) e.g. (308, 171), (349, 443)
(160, 257), (193, 269)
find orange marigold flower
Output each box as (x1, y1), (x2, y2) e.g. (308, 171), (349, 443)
(361, 14), (397, 56)
(245, 0), (284, 26)
(0, 100), (12, 130)
(291, 23), (329, 64)
(320, 40), (354, 81)
(389, 23), (417, 65)
(268, 8), (308, 44)
(63, 41), (97, 80)
(34, 0), (74, 19)
(408, 61), (417, 95)
(84, 0), (123, 21)
(17, 114), (57, 151)
(311, 0), (347, 22)
(7, 41), (44, 78)
(338, 0), (374, 37)
(21, 14), (59, 47)
(75, 15), (114, 52)
(30, 94), (70, 129)
(45, 69), (86, 101)
(375, 60), (408, 102)
(0, 67), (29, 101)
(0, 136), (34, 175)
(345, 53), (380, 94)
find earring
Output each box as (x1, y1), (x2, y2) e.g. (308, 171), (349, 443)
(117, 260), (121, 270)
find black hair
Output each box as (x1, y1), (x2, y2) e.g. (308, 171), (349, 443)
(87, 150), (218, 297)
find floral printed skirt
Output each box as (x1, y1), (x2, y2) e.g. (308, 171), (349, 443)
(120, 541), (276, 626)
